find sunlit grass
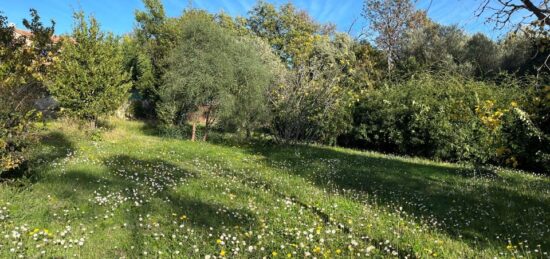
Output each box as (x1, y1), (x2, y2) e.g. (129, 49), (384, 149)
(0, 119), (548, 258)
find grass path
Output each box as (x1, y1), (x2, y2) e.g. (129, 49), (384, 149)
(0, 119), (548, 258)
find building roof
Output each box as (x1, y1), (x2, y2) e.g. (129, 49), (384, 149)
(13, 28), (62, 43)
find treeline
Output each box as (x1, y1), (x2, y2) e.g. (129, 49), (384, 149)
(1, 0), (549, 175)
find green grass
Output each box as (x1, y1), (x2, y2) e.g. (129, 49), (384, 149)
(0, 119), (548, 258)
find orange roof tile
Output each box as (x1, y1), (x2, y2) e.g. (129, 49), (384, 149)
(13, 28), (62, 43)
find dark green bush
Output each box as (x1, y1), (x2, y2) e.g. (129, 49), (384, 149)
(342, 73), (548, 173)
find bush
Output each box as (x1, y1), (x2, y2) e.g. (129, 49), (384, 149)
(48, 12), (131, 125)
(342, 73), (548, 173)
(269, 36), (355, 144)
(0, 10), (57, 175)
(0, 112), (41, 173)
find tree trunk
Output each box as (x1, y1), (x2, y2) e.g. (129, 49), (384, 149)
(203, 109), (210, 141)
(191, 122), (196, 141)
(246, 128), (251, 139)
(203, 124), (209, 141)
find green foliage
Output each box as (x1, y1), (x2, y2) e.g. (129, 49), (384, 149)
(464, 33), (502, 77)
(158, 11), (234, 126)
(159, 11), (274, 139)
(217, 36), (275, 137)
(122, 36), (154, 97)
(121, 35), (155, 118)
(269, 35), (356, 144)
(48, 12), (131, 123)
(134, 0), (180, 109)
(0, 10), (57, 174)
(398, 22), (471, 76)
(247, 0), (331, 66)
(215, 12), (250, 37)
(345, 73), (549, 173)
(397, 19), (546, 80)
(344, 74), (548, 170)
(245, 2), (366, 144)
(0, 111), (40, 174)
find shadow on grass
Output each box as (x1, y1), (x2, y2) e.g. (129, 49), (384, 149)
(1, 131), (75, 183)
(34, 131), (74, 161)
(44, 153), (257, 255)
(137, 121), (273, 147)
(231, 143), (550, 251)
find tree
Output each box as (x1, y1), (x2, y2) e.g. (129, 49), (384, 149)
(134, 0), (180, 113)
(217, 35), (276, 138)
(398, 21), (470, 75)
(121, 35), (155, 118)
(1, 10), (58, 174)
(478, 0), (549, 28)
(500, 31), (543, 74)
(122, 35), (154, 98)
(362, 0), (425, 76)
(159, 11), (276, 140)
(464, 33), (502, 77)
(48, 12), (131, 125)
(216, 12), (250, 37)
(349, 40), (387, 89)
(247, 1), (333, 66)
(158, 11), (232, 141)
(477, 0), (549, 72)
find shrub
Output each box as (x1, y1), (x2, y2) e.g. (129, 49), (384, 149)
(48, 12), (131, 125)
(269, 35), (355, 144)
(343, 73), (548, 173)
(0, 10), (57, 175)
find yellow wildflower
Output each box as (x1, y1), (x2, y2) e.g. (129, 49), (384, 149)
(313, 246), (321, 253)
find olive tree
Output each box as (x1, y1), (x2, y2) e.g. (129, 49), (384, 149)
(158, 11), (274, 141)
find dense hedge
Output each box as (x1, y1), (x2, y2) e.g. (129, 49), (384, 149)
(340, 74), (549, 173)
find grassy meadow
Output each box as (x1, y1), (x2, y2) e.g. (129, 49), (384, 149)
(0, 119), (548, 258)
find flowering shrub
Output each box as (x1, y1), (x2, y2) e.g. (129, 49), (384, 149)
(0, 11), (57, 175)
(344, 73), (548, 173)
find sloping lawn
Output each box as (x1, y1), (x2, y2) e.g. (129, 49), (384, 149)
(0, 119), (548, 258)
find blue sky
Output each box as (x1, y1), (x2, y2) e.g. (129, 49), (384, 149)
(1, 0), (514, 39)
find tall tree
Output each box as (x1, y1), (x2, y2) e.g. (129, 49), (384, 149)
(134, 0), (180, 113)
(464, 33), (502, 77)
(48, 12), (131, 125)
(217, 35), (275, 138)
(159, 11), (276, 141)
(362, 0), (425, 76)
(160, 12), (230, 141)
(399, 21), (469, 75)
(121, 35), (154, 99)
(247, 1), (333, 66)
